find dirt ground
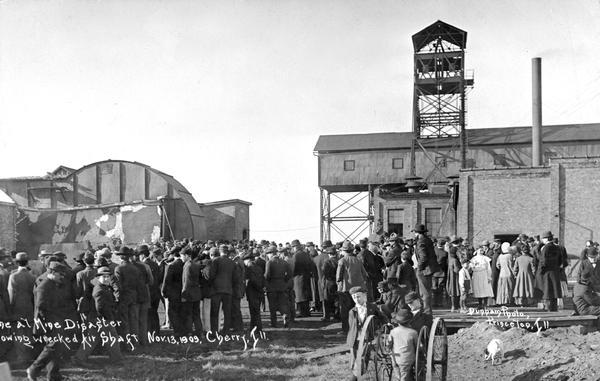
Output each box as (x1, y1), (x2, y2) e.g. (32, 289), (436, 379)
(8, 317), (600, 380)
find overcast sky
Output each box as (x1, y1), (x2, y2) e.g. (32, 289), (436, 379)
(1, 0), (599, 243)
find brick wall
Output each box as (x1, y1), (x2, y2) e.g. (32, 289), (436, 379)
(458, 157), (600, 256)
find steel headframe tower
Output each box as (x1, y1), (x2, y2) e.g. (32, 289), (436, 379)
(410, 21), (474, 176)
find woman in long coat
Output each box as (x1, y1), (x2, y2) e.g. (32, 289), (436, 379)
(496, 243), (515, 306)
(513, 244), (536, 306)
(470, 247), (495, 309)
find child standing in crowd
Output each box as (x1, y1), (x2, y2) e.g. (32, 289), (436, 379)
(513, 244), (536, 306)
(446, 249), (461, 312)
(388, 309), (417, 381)
(496, 243), (515, 306)
(458, 259), (471, 313)
(397, 251), (417, 291)
(470, 247), (494, 309)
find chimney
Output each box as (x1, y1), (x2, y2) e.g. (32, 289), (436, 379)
(532, 57), (543, 166)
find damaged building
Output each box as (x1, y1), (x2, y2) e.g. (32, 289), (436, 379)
(0, 160), (251, 257)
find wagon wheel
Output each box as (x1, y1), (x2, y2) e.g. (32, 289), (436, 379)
(374, 324), (394, 381)
(415, 325), (429, 381)
(361, 316), (378, 381)
(426, 318), (448, 381)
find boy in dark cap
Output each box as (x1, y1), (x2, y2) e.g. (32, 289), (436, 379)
(346, 286), (388, 381)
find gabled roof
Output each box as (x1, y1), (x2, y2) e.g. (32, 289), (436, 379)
(412, 20), (467, 52)
(314, 123), (600, 153)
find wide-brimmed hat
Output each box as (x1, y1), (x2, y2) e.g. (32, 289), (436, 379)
(322, 240), (333, 249)
(412, 224), (428, 233)
(542, 231), (554, 239)
(115, 246), (132, 256)
(449, 235), (461, 244)
(341, 240), (354, 252)
(392, 309), (413, 325)
(265, 246), (277, 254)
(291, 239), (301, 247)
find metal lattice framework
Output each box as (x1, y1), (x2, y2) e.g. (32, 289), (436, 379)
(320, 188), (374, 244)
(410, 21), (474, 175)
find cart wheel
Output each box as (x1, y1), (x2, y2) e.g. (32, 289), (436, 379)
(426, 318), (448, 381)
(374, 329), (394, 381)
(415, 325), (429, 381)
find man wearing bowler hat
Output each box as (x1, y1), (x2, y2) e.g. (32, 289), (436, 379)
(536, 231), (562, 311)
(115, 246), (142, 342)
(8, 252), (35, 365)
(412, 224), (440, 314)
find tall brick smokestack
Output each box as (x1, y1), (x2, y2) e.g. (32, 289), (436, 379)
(532, 57), (543, 166)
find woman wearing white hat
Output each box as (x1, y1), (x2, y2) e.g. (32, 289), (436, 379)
(470, 244), (495, 309)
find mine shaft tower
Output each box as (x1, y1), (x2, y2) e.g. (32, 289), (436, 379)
(410, 21), (474, 176)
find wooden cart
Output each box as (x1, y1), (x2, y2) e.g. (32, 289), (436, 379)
(363, 317), (448, 381)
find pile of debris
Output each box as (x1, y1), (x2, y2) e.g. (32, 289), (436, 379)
(449, 322), (600, 380)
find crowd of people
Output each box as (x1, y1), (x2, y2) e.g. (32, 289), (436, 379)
(0, 223), (599, 380)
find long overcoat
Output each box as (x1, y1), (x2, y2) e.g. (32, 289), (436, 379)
(292, 249), (314, 303)
(536, 242), (563, 299)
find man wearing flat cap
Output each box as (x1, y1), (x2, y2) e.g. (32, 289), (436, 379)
(337, 240), (368, 334)
(535, 231), (562, 311)
(346, 286), (388, 381)
(412, 224), (440, 314)
(8, 252), (35, 364)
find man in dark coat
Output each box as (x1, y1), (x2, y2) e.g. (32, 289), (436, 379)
(573, 269), (600, 316)
(432, 238), (448, 307)
(413, 224), (440, 314)
(161, 247), (184, 336)
(181, 247), (203, 335)
(208, 245), (238, 333)
(143, 247), (163, 335)
(73, 266), (123, 364)
(264, 246), (291, 327)
(405, 291), (433, 333)
(115, 246), (142, 341)
(384, 235), (403, 282)
(313, 243), (330, 320)
(576, 247), (600, 290)
(537, 231), (562, 311)
(490, 239), (502, 298)
(231, 247), (245, 332)
(346, 286), (388, 381)
(358, 238), (383, 303)
(8, 252), (36, 365)
(27, 262), (73, 381)
(291, 240), (314, 317)
(243, 252), (264, 331)
(322, 247), (339, 321)
(132, 249), (153, 345)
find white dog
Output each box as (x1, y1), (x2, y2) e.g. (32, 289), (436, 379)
(484, 339), (503, 365)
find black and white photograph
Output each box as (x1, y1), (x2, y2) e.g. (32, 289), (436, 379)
(0, 1), (599, 380)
